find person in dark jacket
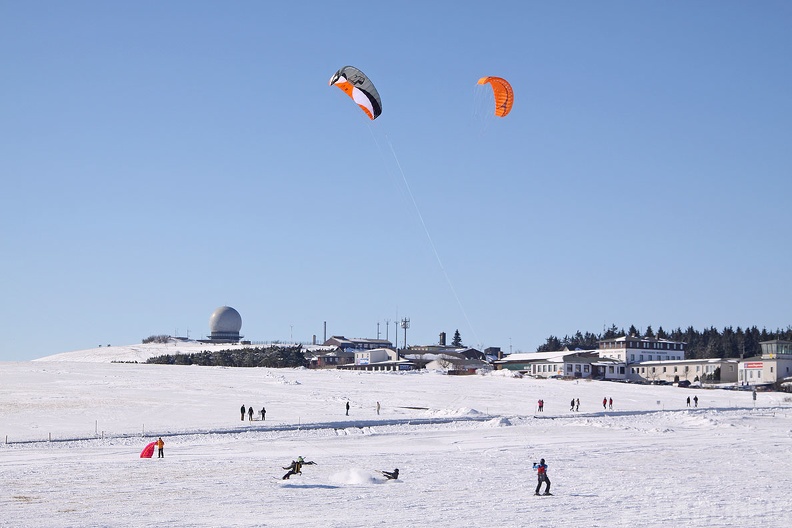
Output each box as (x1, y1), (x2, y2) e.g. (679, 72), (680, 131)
(261, 407), (266, 421)
(346, 401), (350, 416)
(381, 468), (399, 480)
(282, 456), (304, 480)
(241, 404), (246, 421)
(248, 406), (254, 421)
(533, 458), (551, 495)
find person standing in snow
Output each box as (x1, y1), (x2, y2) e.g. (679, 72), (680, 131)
(261, 407), (266, 421)
(377, 401), (381, 415)
(533, 458), (551, 495)
(156, 437), (164, 458)
(346, 401), (350, 416)
(693, 396), (698, 408)
(538, 399), (544, 412)
(575, 398), (580, 412)
(609, 397), (613, 410)
(686, 396), (691, 407)
(570, 398), (575, 411)
(248, 406), (254, 421)
(241, 404), (246, 421)
(602, 397), (607, 410)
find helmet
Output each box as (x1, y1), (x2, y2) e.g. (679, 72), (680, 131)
(298, 456), (304, 462)
(540, 458), (545, 464)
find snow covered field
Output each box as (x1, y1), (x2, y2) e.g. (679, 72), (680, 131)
(2, 350), (791, 527)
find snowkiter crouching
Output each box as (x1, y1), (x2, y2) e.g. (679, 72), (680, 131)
(282, 457), (304, 480)
(381, 468), (399, 480)
(533, 459), (551, 495)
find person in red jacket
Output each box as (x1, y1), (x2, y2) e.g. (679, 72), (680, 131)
(533, 458), (551, 495)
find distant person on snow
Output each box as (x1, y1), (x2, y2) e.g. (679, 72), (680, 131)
(346, 401), (350, 416)
(686, 396), (691, 407)
(261, 407), (266, 421)
(241, 405), (246, 421)
(533, 458), (551, 496)
(570, 398), (575, 411)
(609, 397), (613, 410)
(381, 468), (399, 480)
(538, 399), (544, 412)
(248, 406), (254, 421)
(693, 396), (698, 408)
(603, 397), (607, 410)
(377, 401), (381, 415)
(282, 456), (304, 480)
(575, 398), (580, 412)
(156, 437), (164, 458)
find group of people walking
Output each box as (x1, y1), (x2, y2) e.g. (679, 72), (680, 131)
(241, 404), (266, 421)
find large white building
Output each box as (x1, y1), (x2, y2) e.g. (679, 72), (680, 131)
(598, 335), (686, 364)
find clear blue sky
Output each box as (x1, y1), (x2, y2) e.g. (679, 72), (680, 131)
(2, 1), (791, 360)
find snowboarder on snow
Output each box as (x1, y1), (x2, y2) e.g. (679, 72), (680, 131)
(282, 456), (304, 480)
(533, 458), (551, 495)
(381, 468), (399, 480)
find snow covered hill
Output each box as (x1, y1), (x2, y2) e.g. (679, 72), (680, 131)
(2, 353), (791, 527)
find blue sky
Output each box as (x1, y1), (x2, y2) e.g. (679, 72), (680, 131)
(2, 1), (791, 360)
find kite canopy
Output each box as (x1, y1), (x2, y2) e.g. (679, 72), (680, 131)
(329, 65), (382, 120)
(477, 76), (514, 117)
(140, 441), (156, 458)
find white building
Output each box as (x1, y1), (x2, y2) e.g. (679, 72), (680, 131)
(598, 335), (686, 365)
(737, 340), (792, 386)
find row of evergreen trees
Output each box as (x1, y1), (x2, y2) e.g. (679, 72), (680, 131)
(536, 324), (792, 359)
(146, 346), (308, 368)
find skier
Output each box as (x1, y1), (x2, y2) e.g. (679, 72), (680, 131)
(241, 404), (246, 421)
(282, 456), (304, 480)
(533, 458), (551, 495)
(381, 468), (399, 480)
(248, 406), (254, 421)
(156, 437), (164, 458)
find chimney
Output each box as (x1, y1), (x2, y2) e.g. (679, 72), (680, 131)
(439, 332), (446, 346)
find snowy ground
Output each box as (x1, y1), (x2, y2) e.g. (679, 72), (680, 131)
(2, 352), (791, 527)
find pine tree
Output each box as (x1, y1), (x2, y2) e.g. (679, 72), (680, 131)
(452, 329), (463, 347)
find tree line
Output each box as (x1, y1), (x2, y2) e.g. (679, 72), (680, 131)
(536, 324), (792, 360)
(146, 346), (308, 368)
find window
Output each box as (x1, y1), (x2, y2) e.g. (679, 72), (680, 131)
(631, 354), (635, 361)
